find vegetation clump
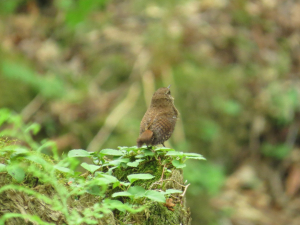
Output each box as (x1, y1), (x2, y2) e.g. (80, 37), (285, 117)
(0, 109), (204, 224)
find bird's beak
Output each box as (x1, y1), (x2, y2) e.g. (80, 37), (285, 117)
(167, 84), (171, 89)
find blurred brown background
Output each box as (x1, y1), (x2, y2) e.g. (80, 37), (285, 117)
(1, 0), (300, 224)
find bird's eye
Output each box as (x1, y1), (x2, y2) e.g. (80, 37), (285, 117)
(167, 90), (171, 95)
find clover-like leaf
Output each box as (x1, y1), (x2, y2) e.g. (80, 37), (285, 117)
(172, 160), (186, 168)
(95, 173), (119, 184)
(127, 159), (144, 167)
(25, 123), (41, 135)
(127, 186), (146, 198)
(112, 191), (132, 198)
(25, 155), (48, 166)
(120, 182), (131, 187)
(143, 150), (154, 156)
(144, 190), (165, 203)
(127, 173), (154, 183)
(68, 149), (91, 157)
(106, 158), (130, 166)
(184, 153), (206, 160)
(100, 149), (124, 156)
(154, 147), (174, 152)
(54, 165), (74, 174)
(166, 151), (206, 161)
(165, 189), (182, 194)
(81, 162), (101, 173)
(166, 151), (184, 157)
(7, 165), (25, 182)
(87, 185), (103, 196)
(104, 199), (146, 213)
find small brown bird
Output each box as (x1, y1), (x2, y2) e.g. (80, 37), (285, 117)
(137, 85), (178, 147)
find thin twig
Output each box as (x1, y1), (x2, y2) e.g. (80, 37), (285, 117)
(180, 183), (190, 197)
(159, 164), (166, 182)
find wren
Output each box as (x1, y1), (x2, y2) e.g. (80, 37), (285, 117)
(137, 85), (178, 147)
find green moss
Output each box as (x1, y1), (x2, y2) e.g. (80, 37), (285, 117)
(113, 157), (165, 189)
(0, 137), (22, 148)
(145, 203), (187, 225)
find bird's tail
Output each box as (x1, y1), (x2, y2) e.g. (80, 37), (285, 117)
(137, 130), (153, 147)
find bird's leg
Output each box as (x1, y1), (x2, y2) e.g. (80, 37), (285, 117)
(162, 143), (165, 147)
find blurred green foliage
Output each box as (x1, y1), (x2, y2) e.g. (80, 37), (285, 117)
(261, 143), (292, 159)
(2, 60), (65, 99)
(186, 161), (225, 196)
(55, 0), (109, 29)
(0, 0), (22, 14)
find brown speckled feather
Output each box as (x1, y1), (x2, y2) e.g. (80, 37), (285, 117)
(137, 87), (178, 147)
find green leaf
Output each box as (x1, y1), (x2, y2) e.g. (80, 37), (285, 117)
(68, 149), (91, 158)
(118, 146), (138, 151)
(7, 165), (25, 182)
(25, 123), (41, 135)
(106, 158), (130, 166)
(54, 165), (74, 174)
(172, 160), (186, 168)
(154, 147), (174, 152)
(135, 154), (145, 158)
(0, 212), (53, 225)
(95, 173), (119, 184)
(127, 159), (144, 167)
(25, 155), (48, 166)
(81, 162), (101, 173)
(112, 191), (132, 198)
(165, 151), (205, 160)
(87, 185), (102, 196)
(0, 163), (6, 172)
(9, 150), (30, 161)
(144, 190), (165, 202)
(143, 150), (154, 156)
(184, 153), (206, 160)
(100, 149), (123, 156)
(127, 161), (139, 167)
(104, 199), (126, 212)
(127, 174), (154, 183)
(104, 199), (146, 213)
(113, 181), (120, 189)
(3, 146), (29, 155)
(166, 151), (184, 157)
(120, 182), (131, 187)
(165, 189), (182, 194)
(127, 186), (146, 198)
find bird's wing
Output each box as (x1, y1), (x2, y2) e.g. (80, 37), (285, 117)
(150, 113), (177, 144)
(139, 110), (155, 134)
